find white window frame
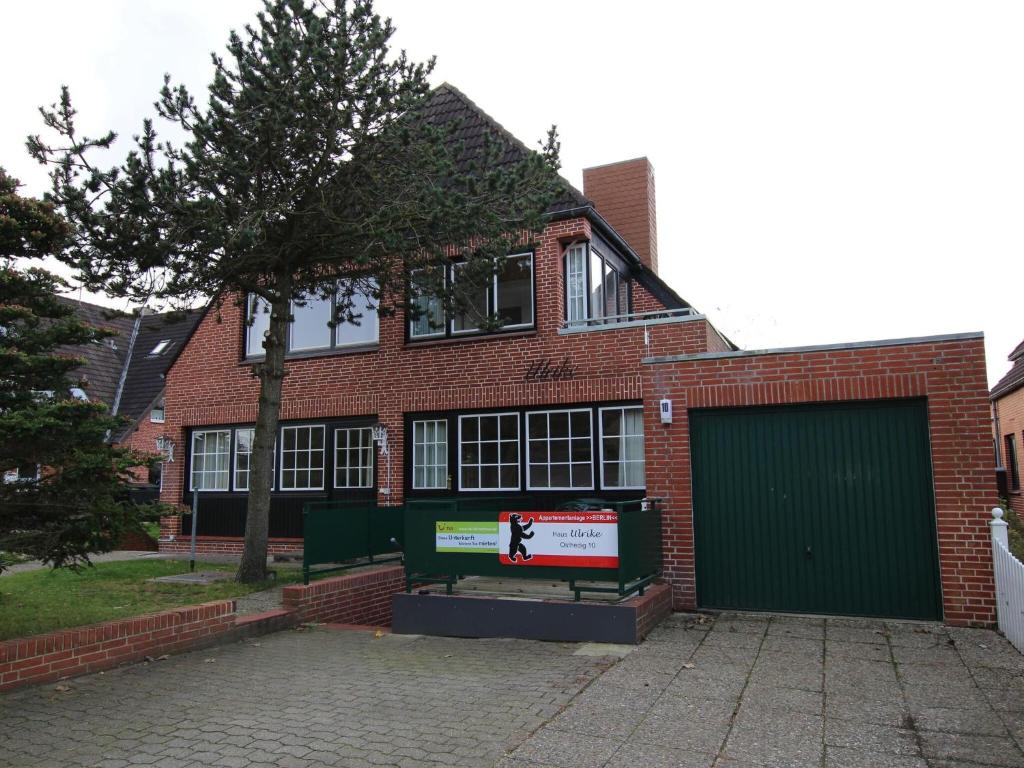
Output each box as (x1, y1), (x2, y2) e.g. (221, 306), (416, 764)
(525, 408), (595, 491)
(278, 424), (326, 491)
(598, 406), (646, 490)
(412, 419), (448, 489)
(333, 427), (375, 489)
(189, 429), (231, 491)
(150, 398), (165, 424)
(458, 412), (521, 492)
(565, 244), (587, 325)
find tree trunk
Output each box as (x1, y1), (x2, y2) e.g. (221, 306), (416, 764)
(237, 278), (292, 583)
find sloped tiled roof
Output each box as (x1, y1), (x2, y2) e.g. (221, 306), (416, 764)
(421, 83), (591, 215)
(991, 337), (1024, 400)
(55, 297), (134, 406)
(112, 309), (201, 441)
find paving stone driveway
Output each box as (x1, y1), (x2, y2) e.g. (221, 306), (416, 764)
(1, 614), (1022, 768)
(504, 613), (1024, 768)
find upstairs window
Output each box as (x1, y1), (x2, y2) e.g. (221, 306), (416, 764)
(150, 398), (165, 424)
(244, 284), (379, 358)
(408, 254), (535, 341)
(565, 243), (631, 325)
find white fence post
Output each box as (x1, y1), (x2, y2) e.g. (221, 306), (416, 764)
(991, 506), (1024, 655)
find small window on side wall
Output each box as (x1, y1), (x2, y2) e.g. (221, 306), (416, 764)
(1007, 434), (1021, 492)
(150, 398), (165, 424)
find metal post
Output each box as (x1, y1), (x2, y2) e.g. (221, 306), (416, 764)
(190, 489), (199, 573)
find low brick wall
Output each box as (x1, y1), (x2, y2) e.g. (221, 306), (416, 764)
(282, 565), (405, 626)
(0, 601), (236, 692)
(633, 583), (673, 640)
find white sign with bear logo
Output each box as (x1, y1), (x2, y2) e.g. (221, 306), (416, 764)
(497, 510), (618, 568)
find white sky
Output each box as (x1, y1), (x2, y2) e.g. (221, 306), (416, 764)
(2, 1), (1021, 386)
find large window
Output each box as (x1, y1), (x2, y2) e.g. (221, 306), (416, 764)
(565, 243), (630, 324)
(234, 428), (254, 491)
(409, 254), (535, 341)
(190, 429), (231, 491)
(280, 425), (325, 491)
(526, 409), (593, 490)
(334, 427), (374, 488)
(1007, 434), (1021, 492)
(409, 268), (446, 340)
(599, 407), (645, 489)
(459, 413), (520, 491)
(412, 420), (448, 489)
(244, 284), (379, 358)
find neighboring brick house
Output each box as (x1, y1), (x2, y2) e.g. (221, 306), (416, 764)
(23, 297), (201, 489)
(993, 338), (1024, 511)
(157, 83), (997, 626)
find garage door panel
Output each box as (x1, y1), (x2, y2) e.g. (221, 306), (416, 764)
(691, 400), (942, 620)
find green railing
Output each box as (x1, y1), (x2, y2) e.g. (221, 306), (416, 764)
(302, 500), (404, 584)
(403, 497), (662, 600)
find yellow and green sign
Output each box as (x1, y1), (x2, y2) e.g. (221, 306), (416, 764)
(435, 521), (499, 553)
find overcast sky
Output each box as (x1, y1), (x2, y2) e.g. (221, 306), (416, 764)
(2, 1), (1021, 386)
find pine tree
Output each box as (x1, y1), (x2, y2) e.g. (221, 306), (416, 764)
(29, 0), (562, 581)
(0, 169), (140, 570)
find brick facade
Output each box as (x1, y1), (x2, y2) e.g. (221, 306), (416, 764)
(642, 335), (998, 627)
(583, 158), (659, 274)
(159, 215), (715, 517)
(281, 566), (406, 627)
(119, 403), (166, 485)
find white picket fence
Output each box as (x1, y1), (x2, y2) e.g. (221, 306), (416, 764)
(991, 508), (1024, 655)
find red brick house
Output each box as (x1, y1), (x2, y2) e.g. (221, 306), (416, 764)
(156, 84), (997, 626)
(993, 338), (1024, 511)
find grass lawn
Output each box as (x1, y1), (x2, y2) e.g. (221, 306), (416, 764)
(0, 559), (305, 641)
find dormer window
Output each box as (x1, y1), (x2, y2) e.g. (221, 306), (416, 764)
(564, 243), (631, 325)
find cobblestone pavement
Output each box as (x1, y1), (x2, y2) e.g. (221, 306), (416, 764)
(0, 627), (614, 768)
(2, 614), (1023, 768)
(503, 613), (1024, 768)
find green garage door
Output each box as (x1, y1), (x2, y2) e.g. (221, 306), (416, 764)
(690, 399), (942, 620)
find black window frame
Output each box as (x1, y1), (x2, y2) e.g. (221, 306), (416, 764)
(406, 251), (536, 343)
(242, 284), (380, 361)
(402, 401), (646, 502)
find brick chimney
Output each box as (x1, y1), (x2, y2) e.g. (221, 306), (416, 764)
(582, 157), (658, 273)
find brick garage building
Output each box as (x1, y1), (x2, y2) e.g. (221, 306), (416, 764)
(157, 84), (997, 626)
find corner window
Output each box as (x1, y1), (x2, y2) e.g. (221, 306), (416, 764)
(526, 409), (593, 490)
(599, 406), (645, 489)
(1007, 434), (1021, 492)
(334, 427), (374, 488)
(565, 243), (630, 324)
(150, 398), (165, 424)
(413, 419), (448, 489)
(190, 429), (230, 491)
(459, 413), (520, 491)
(280, 425), (325, 491)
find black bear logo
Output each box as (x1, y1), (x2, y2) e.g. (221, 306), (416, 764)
(507, 513), (535, 562)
